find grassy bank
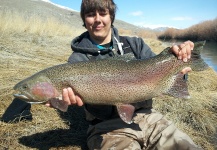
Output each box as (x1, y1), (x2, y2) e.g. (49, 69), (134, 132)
(0, 10), (217, 150)
(0, 9), (85, 37)
(158, 18), (217, 42)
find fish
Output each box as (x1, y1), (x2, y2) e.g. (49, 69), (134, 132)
(13, 41), (208, 124)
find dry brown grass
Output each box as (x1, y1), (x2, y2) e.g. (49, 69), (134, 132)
(0, 10), (217, 150)
(154, 68), (217, 150)
(0, 9), (85, 37)
(158, 18), (217, 41)
(0, 9), (88, 149)
(119, 28), (158, 39)
(0, 34), (89, 150)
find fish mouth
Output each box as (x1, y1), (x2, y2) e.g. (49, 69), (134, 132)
(14, 93), (29, 100)
(13, 93), (46, 104)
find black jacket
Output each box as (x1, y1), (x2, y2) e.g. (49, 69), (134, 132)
(68, 27), (155, 121)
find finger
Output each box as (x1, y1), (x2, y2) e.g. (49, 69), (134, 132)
(76, 96), (84, 106)
(67, 87), (77, 105)
(186, 44), (191, 59)
(62, 88), (71, 105)
(179, 43), (189, 62)
(171, 45), (180, 57)
(45, 100), (52, 107)
(181, 67), (192, 74)
(178, 43), (186, 60)
(184, 40), (194, 50)
(184, 41), (193, 59)
(45, 103), (51, 107)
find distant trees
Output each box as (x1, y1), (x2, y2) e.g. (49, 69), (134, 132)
(158, 18), (217, 42)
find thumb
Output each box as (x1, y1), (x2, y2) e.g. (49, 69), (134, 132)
(181, 67), (192, 74)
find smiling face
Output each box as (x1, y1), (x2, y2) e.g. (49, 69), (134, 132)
(85, 9), (112, 44)
(80, 0), (117, 44)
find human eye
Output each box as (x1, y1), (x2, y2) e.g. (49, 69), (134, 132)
(98, 11), (107, 17)
(99, 9), (109, 16)
(85, 12), (95, 17)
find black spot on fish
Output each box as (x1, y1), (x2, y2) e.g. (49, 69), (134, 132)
(183, 74), (188, 81)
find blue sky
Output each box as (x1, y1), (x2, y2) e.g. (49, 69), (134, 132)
(49, 0), (217, 29)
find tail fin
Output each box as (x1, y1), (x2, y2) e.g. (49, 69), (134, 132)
(190, 41), (209, 71)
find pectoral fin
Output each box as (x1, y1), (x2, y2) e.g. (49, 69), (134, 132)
(117, 104), (135, 124)
(50, 97), (68, 112)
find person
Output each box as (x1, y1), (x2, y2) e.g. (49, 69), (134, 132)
(46, 0), (202, 149)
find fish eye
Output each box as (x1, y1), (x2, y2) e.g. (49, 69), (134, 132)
(22, 84), (28, 89)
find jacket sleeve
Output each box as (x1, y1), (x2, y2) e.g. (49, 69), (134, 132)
(126, 37), (156, 59)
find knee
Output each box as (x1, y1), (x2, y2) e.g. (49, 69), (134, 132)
(88, 135), (141, 150)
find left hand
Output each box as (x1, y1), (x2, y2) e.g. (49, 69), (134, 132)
(170, 40), (194, 74)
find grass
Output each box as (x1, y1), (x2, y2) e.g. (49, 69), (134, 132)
(0, 10), (217, 150)
(0, 9), (85, 37)
(158, 18), (217, 42)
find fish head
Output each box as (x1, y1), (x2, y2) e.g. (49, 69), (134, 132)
(13, 73), (59, 103)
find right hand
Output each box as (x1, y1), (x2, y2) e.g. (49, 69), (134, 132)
(62, 87), (83, 106)
(45, 87), (83, 108)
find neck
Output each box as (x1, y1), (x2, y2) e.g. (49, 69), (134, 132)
(89, 29), (112, 45)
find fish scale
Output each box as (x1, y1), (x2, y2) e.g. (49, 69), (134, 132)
(13, 41), (208, 124)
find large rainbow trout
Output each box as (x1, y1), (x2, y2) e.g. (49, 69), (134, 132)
(14, 41), (208, 124)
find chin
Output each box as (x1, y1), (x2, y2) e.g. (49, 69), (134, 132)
(93, 32), (105, 38)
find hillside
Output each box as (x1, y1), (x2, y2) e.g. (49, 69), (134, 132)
(0, 0), (143, 32)
(0, 0), (217, 150)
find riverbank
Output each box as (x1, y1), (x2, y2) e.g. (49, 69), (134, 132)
(158, 18), (217, 42)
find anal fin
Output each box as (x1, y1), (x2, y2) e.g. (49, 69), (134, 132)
(167, 73), (190, 99)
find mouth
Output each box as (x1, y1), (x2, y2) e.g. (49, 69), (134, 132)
(14, 93), (29, 100)
(13, 93), (45, 104)
(94, 26), (103, 31)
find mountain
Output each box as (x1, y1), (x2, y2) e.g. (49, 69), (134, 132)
(152, 27), (169, 32)
(0, 0), (144, 32)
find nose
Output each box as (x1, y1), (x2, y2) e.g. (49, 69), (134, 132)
(95, 12), (101, 22)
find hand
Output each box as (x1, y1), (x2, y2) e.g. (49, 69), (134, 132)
(170, 40), (194, 74)
(62, 87), (83, 106)
(45, 87), (83, 108)
(171, 40), (194, 62)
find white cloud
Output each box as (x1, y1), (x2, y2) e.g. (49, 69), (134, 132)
(129, 11), (143, 16)
(171, 17), (193, 21)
